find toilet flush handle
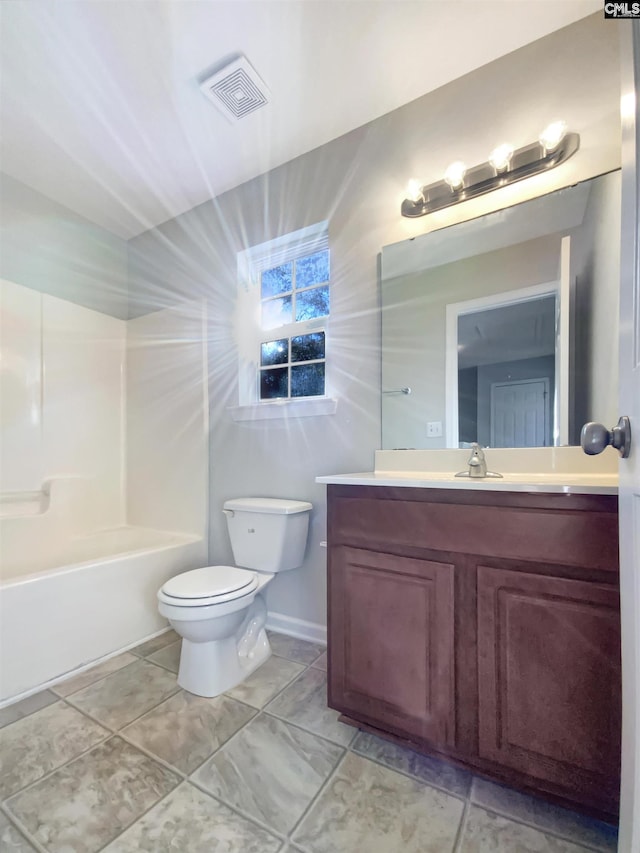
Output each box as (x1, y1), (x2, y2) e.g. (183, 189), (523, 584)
(222, 509), (235, 518)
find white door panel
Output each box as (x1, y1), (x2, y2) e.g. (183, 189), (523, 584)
(616, 21), (640, 853)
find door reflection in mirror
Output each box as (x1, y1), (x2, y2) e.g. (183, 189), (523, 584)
(453, 291), (556, 448)
(381, 171), (620, 450)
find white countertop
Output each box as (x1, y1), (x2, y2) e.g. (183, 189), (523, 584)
(315, 471), (618, 495)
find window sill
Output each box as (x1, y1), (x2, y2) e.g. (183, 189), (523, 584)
(228, 397), (338, 422)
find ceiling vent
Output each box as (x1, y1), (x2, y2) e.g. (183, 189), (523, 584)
(199, 56), (269, 122)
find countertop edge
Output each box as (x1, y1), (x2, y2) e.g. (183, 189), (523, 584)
(315, 473), (618, 495)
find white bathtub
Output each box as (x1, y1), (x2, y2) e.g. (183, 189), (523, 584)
(0, 526), (206, 703)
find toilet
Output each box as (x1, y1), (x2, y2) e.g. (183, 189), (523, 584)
(157, 497), (312, 697)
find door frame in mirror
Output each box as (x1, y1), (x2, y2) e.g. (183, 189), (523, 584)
(444, 281), (561, 448)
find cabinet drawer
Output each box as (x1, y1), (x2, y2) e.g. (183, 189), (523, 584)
(328, 488), (618, 572)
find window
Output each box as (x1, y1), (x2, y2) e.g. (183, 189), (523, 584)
(235, 222), (333, 415)
(259, 248), (329, 400)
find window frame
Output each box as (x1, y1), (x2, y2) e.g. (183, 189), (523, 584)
(233, 222), (336, 418)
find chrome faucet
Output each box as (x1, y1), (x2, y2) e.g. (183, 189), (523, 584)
(467, 443), (487, 478)
(455, 443), (503, 479)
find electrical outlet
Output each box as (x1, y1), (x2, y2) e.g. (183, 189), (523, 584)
(427, 421), (443, 437)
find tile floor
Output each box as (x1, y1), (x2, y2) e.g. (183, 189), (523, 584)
(0, 631), (619, 853)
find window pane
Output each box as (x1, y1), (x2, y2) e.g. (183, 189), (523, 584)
(291, 363), (325, 397)
(295, 285), (329, 322)
(261, 263), (293, 299)
(296, 250), (329, 289)
(291, 332), (325, 363)
(261, 339), (288, 366)
(262, 295), (292, 329)
(260, 367), (288, 399)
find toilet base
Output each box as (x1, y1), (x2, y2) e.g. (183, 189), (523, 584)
(176, 596), (272, 697)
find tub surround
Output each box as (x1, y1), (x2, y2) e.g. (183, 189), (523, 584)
(317, 446), (618, 493)
(0, 283), (210, 705)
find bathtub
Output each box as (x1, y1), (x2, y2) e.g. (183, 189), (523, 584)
(0, 526), (206, 704)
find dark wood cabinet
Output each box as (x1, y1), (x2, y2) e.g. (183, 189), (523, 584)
(326, 484), (620, 821)
(329, 545), (455, 746)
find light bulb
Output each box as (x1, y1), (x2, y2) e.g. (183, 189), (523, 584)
(489, 143), (514, 172)
(443, 161), (466, 190)
(406, 179), (424, 203)
(539, 121), (567, 152)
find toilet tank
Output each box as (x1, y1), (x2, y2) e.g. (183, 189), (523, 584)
(223, 498), (312, 572)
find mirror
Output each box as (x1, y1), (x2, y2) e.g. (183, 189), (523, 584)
(381, 171), (620, 450)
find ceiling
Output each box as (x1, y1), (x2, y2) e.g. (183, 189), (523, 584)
(0, 0), (602, 239)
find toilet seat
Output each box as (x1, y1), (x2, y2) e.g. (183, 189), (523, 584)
(159, 565), (258, 607)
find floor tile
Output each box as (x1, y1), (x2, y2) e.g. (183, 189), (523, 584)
(147, 640), (181, 674)
(458, 805), (596, 852)
(130, 630), (179, 658)
(292, 751), (464, 853)
(122, 690), (256, 774)
(226, 655), (305, 709)
(52, 652), (139, 697)
(67, 659), (180, 729)
(194, 712), (343, 834)
(0, 811), (37, 851)
(470, 777), (618, 852)
(352, 730), (470, 798)
(267, 632), (325, 666)
(0, 690), (58, 729)
(0, 701), (108, 799)
(266, 667), (355, 746)
(6, 737), (180, 853)
(101, 782), (282, 852)
(310, 651), (327, 671)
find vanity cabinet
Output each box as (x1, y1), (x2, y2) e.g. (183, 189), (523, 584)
(326, 484), (621, 820)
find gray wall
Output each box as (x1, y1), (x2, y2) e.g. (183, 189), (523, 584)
(127, 14), (621, 630)
(0, 173), (128, 319)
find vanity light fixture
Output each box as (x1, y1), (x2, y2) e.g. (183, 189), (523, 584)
(488, 143), (514, 173)
(401, 124), (579, 218)
(443, 160), (467, 190)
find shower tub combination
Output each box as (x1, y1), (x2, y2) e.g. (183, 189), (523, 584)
(0, 522), (205, 704)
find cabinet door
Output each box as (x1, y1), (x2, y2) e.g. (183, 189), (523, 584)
(477, 565), (621, 810)
(328, 546), (455, 747)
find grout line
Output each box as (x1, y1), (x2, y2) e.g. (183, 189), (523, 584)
(452, 796), (471, 853)
(116, 730), (188, 781)
(262, 705), (355, 750)
(285, 749), (350, 845)
(51, 656), (141, 700)
(2, 729), (113, 804)
(348, 743), (469, 803)
(0, 801), (49, 853)
(61, 680), (182, 735)
(228, 661), (308, 715)
(183, 707), (261, 780)
(186, 776), (286, 844)
(0, 692), (59, 730)
(466, 802), (617, 853)
(91, 778), (183, 853)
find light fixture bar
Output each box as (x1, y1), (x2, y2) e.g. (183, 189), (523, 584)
(401, 131), (580, 218)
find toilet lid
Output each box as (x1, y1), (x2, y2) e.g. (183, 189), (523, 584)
(161, 565), (258, 601)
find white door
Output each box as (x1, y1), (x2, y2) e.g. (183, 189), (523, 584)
(490, 378), (550, 447)
(616, 21), (640, 853)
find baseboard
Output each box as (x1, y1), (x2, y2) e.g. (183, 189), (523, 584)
(266, 611), (327, 646)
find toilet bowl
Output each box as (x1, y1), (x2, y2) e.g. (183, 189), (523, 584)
(158, 497), (312, 697)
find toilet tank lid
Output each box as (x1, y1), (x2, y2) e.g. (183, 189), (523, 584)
(224, 497), (312, 515)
